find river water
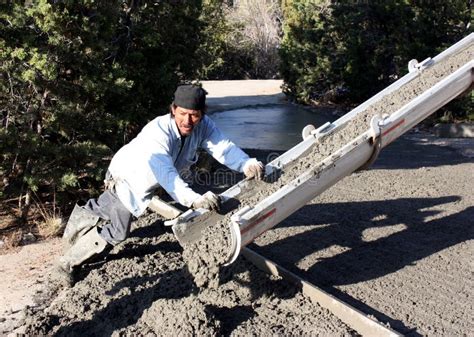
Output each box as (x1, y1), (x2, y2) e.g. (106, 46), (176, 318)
(209, 104), (336, 151)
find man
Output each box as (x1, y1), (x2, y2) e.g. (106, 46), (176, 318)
(57, 84), (263, 284)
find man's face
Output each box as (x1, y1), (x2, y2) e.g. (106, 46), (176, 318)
(172, 106), (202, 136)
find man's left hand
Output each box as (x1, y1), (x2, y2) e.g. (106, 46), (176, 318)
(243, 158), (264, 180)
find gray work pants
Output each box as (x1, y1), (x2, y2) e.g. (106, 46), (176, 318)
(84, 188), (133, 245)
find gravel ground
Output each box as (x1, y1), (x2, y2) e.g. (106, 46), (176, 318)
(252, 132), (474, 336)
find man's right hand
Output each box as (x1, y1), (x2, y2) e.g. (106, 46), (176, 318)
(192, 191), (221, 211)
(243, 158), (264, 180)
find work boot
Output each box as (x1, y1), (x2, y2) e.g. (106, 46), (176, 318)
(55, 227), (109, 287)
(62, 203), (100, 250)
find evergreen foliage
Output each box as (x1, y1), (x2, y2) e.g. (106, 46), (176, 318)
(280, 0), (472, 107)
(0, 0), (207, 222)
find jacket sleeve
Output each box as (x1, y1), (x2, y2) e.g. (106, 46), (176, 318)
(200, 117), (250, 172)
(149, 147), (201, 208)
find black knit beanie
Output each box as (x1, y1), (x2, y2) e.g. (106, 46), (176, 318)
(173, 85), (207, 110)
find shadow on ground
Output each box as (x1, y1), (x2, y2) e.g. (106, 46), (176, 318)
(251, 195), (473, 334)
(370, 135), (473, 169)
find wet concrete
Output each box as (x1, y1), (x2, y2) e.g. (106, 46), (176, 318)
(209, 104), (337, 151)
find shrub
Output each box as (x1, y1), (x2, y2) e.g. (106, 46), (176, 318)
(280, 0), (472, 109)
(0, 0), (207, 224)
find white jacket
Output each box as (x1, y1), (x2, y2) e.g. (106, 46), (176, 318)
(108, 114), (250, 216)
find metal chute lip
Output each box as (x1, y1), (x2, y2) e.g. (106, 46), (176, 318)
(225, 218), (242, 266)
